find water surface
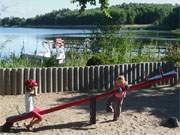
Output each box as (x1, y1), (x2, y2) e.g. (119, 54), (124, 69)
(0, 27), (179, 57)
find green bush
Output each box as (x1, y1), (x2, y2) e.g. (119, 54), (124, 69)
(161, 46), (180, 65)
(86, 56), (104, 66)
(43, 56), (59, 67)
(0, 54), (42, 68)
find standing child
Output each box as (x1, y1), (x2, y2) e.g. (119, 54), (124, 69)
(106, 75), (128, 121)
(24, 79), (42, 131)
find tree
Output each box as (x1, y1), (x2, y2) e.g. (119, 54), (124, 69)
(71, 0), (110, 17)
(161, 6), (180, 29)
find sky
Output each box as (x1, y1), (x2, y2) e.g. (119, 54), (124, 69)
(0, 0), (179, 18)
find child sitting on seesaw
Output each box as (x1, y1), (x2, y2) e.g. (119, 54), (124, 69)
(24, 79), (42, 131)
(106, 75), (128, 121)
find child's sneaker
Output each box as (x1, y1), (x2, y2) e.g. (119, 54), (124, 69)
(24, 123), (33, 131)
(106, 106), (114, 113)
(113, 118), (118, 121)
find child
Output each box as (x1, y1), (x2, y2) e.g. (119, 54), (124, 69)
(24, 79), (42, 131)
(106, 75), (128, 121)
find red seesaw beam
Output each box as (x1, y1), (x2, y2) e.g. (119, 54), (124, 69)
(5, 71), (177, 124)
(127, 70), (177, 92)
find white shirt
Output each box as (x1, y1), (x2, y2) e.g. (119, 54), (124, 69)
(25, 92), (34, 113)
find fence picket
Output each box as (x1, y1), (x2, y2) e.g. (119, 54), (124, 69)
(94, 66), (100, 90)
(36, 68), (42, 93)
(41, 68), (47, 93)
(11, 69), (17, 95)
(52, 68), (58, 93)
(74, 67), (79, 91)
(58, 68), (63, 92)
(79, 67), (84, 91)
(4, 69), (11, 95)
(89, 66), (94, 90)
(17, 69), (24, 94)
(0, 69), (5, 95)
(68, 67), (74, 91)
(84, 66), (89, 91)
(99, 66), (104, 90)
(104, 66), (110, 90)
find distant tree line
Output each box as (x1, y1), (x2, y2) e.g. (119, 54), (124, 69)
(0, 3), (179, 29)
(160, 5), (180, 29)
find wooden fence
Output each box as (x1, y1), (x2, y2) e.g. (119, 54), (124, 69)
(0, 62), (179, 95)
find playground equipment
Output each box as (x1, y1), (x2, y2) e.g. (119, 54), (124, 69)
(1, 70), (177, 132)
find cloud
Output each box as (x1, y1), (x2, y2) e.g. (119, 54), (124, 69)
(0, 0), (19, 17)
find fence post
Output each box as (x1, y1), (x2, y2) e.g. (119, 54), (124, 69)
(89, 96), (96, 124)
(178, 67), (180, 83)
(52, 68), (58, 93)
(41, 68), (47, 93)
(100, 66), (104, 90)
(110, 65), (115, 89)
(4, 69), (11, 95)
(157, 62), (162, 85)
(124, 64), (128, 83)
(149, 62), (153, 76)
(79, 67), (84, 91)
(17, 69), (24, 95)
(128, 64), (132, 84)
(11, 69), (17, 95)
(47, 68), (53, 92)
(36, 68), (42, 94)
(161, 62), (166, 85)
(58, 68), (63, 92)
(74, 67), (79, 91)
(89, 66), (94, 90)
(24, 68), (30, 82)
(0, 69), (5, 95)
(63, 67), (69, 91)
(114, 65), (120, 79)
(136, 63), (140, 83)
(30, 68), (36, 80)
(140, 63), (145, 82)
(68, 67), (74, 91)
(84, 66), (89, 91)
(94, 66), (100, 90)
(145, 62), (149, 80)
(104, 65), (110, 90)
(119, 64), (124, 75)
(169, 62), (177, 86)
(132, 64), (136, 84)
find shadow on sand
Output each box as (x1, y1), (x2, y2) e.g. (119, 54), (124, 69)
(124, 86), (180, 120)
(56, 85), (180, 120)
(1, 121), (94, 133)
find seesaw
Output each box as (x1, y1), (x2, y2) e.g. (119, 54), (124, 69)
(1, 70), (177, 132)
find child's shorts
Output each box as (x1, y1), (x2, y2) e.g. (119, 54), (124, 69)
(31, 107), (43, 120)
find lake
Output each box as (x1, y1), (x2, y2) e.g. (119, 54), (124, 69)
(0, 27), (179, 57)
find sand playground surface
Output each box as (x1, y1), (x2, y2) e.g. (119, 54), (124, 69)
(0, 85), (180, 135)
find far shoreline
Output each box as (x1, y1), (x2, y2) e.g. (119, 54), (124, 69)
(0, 25), (179, 34)
(0, 24), (173, 30)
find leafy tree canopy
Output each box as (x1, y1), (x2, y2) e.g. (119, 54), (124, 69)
(72, 0), (110, 17)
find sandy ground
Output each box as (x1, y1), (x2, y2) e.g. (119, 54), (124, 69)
(0, 85), (180, 135)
